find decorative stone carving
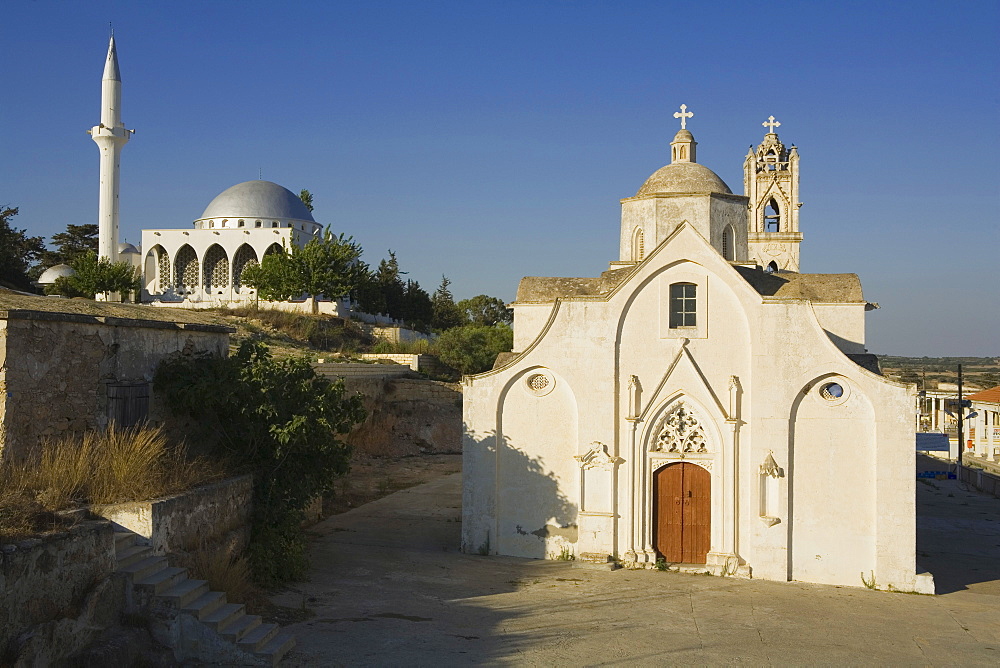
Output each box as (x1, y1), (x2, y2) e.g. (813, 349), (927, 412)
(760, 452), (784, 478)
(574, 442), (623, 470)
(653, 403), (707, 454)
(628, 375), (641, 419)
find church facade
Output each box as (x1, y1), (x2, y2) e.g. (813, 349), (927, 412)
(462, 111), (932, 593)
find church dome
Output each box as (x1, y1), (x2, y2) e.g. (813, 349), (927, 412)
(199, 180), (316, 223)
(636, 162), (732, 196)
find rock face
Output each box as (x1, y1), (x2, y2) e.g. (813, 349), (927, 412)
(343, 377), (462, 457)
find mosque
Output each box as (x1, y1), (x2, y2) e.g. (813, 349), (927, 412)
(461, 106), (932, 593)
(36, 37), (327, 309)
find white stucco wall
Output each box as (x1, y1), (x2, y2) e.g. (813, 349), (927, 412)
(463, 221), (924, 592)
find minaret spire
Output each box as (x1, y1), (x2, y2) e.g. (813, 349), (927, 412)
(89, 34), (132, 272)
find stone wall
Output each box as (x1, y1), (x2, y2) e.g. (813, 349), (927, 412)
(92, 475), (252, 559)
(0, 520), (120, 656)
(313, 362), (413, 380)
(0, 309), (231, 462)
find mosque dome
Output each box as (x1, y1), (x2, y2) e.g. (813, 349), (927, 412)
(198, 180), (316, 223)
(118, 242), (139, 254)
(36, 264), (76, 285)
(636, 162), (732, 196)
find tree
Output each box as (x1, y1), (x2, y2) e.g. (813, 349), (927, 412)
(155, 340), (365, 584)
(242, 228), (366, 313)
(0, 206), (45, 291)
(458, 294), (513, 326)
(299, 189), (314, 212)
(434, 324), (514, 375)
(36, 223), (99, 272)
(50, 251), (140, 300)
(402, 279), (433, 331)
(431, 275), (465, 330)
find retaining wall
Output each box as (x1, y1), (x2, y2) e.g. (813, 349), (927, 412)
(92, 475), (252, 558)
(959, 465), (1000, 498)
(0, 520), (119, 655)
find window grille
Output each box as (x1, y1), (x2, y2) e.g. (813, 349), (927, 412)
(233, 245), (259, 293)
(175, 246), (198, 291)
(669, 282), (697, 328)
(203, 245), (229, 292)
(156, 247), (170, 291)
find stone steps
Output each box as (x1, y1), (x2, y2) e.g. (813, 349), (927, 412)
(113, 530), (295, 665)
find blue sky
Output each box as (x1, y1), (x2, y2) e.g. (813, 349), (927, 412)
(5, 1), (998, 356)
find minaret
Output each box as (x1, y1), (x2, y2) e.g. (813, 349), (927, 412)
(744, 116), (801, 272)
(88, 35), (131, 264)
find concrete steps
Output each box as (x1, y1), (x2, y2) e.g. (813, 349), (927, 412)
(113, 530), (295, 665)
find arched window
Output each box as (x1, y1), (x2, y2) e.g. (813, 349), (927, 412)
(271, 221), (278, 228)
(255, 220), (262, 228)
(722, 225), (735, 261)
(232, 244), (259, 293)
(632, 228), (645, 262)
(203, 244), (229, 293)
(764, 199), (780, 232)
(669, 282), (697, 328)
(174, 245), (198, 293)
(766, 261), (778, 274)
(264, 242), (283, 257)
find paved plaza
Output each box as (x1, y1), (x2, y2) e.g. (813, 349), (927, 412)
(274, 466), (1000, 665)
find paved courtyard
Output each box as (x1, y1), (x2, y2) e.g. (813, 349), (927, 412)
(274, 465), (1000, 665)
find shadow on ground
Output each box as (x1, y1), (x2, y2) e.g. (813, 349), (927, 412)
(916, 455), (1000, 596)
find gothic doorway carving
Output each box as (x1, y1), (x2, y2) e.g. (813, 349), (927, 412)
(653, 462), (710, 563)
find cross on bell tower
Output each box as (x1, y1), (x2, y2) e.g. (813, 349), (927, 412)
(674, 104), (694, 130)
(670, 104), (697, 164)
(743, 115), (802, 272)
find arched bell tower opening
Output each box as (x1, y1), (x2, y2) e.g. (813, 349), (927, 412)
(744, 116), (802, 272)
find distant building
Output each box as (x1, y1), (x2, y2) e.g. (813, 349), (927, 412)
(967, 386), (1000, 459)
(140, 180), (322, 307)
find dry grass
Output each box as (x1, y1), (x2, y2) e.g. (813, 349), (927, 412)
(0, 424), (227, 541)
(185, 547), (256, 609)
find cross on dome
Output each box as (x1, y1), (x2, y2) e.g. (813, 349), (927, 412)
(763, 115), (781, 133)
(673, 104), (694, 130)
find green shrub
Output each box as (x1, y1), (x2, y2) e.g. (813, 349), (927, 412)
(433, 324), (513, 375)
(155, 340), (365, 585)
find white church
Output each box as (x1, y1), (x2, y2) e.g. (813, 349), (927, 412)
(462, 107), (932, 593)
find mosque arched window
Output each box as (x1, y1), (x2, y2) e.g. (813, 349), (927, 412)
(238, 220), (245, 228)
(264, 242), (283, 257)
(203, 244), (229, 293)
(209, 220), (214, 228)
(272, 221), (278, 228)
(722, 225), (735, 261)
(764, 199), (780, 232)
(174, 245), (199, 293)
(233, 244), (259, 293)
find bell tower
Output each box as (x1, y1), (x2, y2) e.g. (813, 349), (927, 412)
(744, 116), (801, 272)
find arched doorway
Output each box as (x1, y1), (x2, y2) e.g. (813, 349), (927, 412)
(653, 462), (710, 564)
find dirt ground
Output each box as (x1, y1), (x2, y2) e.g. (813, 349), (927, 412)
(322, 453), (462, 516)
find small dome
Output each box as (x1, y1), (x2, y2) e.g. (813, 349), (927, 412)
(673, 129), (694, 142)
(636, 162), (732, 196)
(118, 242), (139, 254)
(37, 264), (76, 285)
(198, 180), (316, 223)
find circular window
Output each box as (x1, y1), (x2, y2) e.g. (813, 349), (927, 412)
(820, 382), (844, 401)
(525, 372), (554, 396)
(527, 374), (548, 391)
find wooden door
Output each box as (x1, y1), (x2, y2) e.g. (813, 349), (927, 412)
(654, 462), (711, 564)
